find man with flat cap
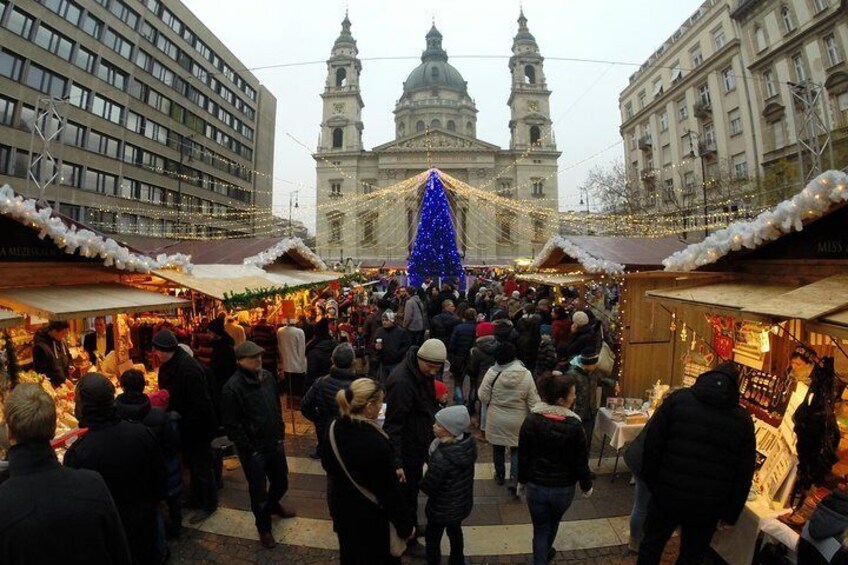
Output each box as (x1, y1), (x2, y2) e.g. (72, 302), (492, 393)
(222, 341), (296, 549)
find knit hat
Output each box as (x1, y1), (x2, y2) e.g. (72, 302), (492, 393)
(434, 379), (448, 399)
(511, 291), (521, 299)
(435, 405), (470, 438)
(75, 372), (116, 426)
(580, 347), (600, 366)
(178, 343), (194, 358)
(152, 329), (179, 351)
(417, 339), (447, 364)
(148, 389), (170, 410)
(572, 311), (590, 328)
(235, 341), (265, 359)
(476, 321), (495, 338)
(382, 309), (396, 323)
(540, 324), (553, 337)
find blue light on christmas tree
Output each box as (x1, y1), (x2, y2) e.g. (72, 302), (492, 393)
(408, 170), (464, 288)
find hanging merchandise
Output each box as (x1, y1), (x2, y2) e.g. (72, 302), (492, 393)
(793, 356), (841, 492)
(682, 344), (714, 388)
(709, 315), (735, 360)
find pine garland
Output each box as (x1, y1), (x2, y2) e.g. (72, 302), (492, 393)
(222, 273), (368, 310)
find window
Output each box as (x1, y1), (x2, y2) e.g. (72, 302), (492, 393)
(781, 6), (795, 33)
(144, 119), (168, 145)
(792, 53), (806, 81)
(663, 178), (674, 202)
(446, 120), (455, 132)
(362, 215), (376, 245)
(660, 112), (669, 131)
(0, 144), (10, 176)
(109, 1), (139, 29)
(86, 130), (120, 158)
(147, 88), (171, 114)
(59, 162), (82, 187)
(85, 169), (118, 195)
(662, 143), (671, 166)
(812, 0), (827, 13)
(638, 90), (646, 109)
(155, 34), (177, 60)
(529, 126), (541, 145)
(150, 61), (174, 87)
(690, 45), (704, 67)
(629, 130), (637, 150)
(671, 64), (683, 84)
(713, 27), (726, 50)
(5, 7), (34, 38)
(103, 28), (133, 59)
(642, 122), (652, 142)
(722, 67), (736, 92)
(92, 94), (123, 124)
(531, 179), (544, 196)
(678, 99), (688, 120)
(703, 122), (716, 147)
(0, 50), (24, 81)
(0, 96), (14, 126)
(764, 69), (777, 98)
(624, 102), (633, 119)
(497, 212), (513, 243)
(69, 84), (90, 110)
(754, 25), (768, 52)
(824, 34), (842, 67)
(25, 64), (68, 98)
(652, 78), (663, 98)
(430, 118), (441, 129)
(733, 153), (748, 179)
(42, 0), (82, 26)
(81, 13), (103, 39)
(729, 109), (743, 135)
(698, 84), (711, 106)
(139, 20), (156, 41)
(524, 65), (536, 84)
(332, 128), (343, 148)
(335, 67), (347, 88)
(161, 8), (182, 34)
(330, 181), (342, 196)
(121, 143), (141, 166)
(97, 60), (128, 90)
(684, 172), (696, 194)
(329, 217), (342, 243)
(34, 24), (73, 61)
(533, 217), (545, 242)
(73, 45), (96, 73)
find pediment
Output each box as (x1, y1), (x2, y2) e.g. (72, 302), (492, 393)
(373, 129), (501, 153)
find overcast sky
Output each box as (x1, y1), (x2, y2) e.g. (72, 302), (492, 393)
(181, 0), (703, 232)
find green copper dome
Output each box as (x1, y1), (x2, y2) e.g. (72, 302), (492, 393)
(402, 25), (467, 93)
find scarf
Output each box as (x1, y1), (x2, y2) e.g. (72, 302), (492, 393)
(531, 401), (582, 422)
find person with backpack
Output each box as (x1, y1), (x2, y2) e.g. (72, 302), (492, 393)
(301, 344), (358, 459)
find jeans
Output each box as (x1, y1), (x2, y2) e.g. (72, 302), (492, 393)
(636, 501), (718, 565)
(629, 477), (651, 550)
(526, 483), (576, 565)
(453, 370), (465, 405)
(184, 440), (218, 512)
(492, 445), (518, 481)
(425, 522), (464, 565)
(583, 413), (596, 453)
(239, 442), (290, 534)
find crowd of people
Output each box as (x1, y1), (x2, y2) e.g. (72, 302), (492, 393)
(0, 272), (787, 565)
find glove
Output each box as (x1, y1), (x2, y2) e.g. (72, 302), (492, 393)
(581, 487), (594, 499)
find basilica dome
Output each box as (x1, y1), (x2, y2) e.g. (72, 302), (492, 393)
(402, 25), (467, 94)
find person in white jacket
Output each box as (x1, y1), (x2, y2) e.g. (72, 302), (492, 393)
(277, 321), (306, 394)
(478, 342), (540, 494)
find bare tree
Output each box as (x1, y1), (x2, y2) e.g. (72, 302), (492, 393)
(580, 160), (643, 215)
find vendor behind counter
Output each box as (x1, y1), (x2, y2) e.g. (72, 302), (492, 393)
(32, 321), (76, 388)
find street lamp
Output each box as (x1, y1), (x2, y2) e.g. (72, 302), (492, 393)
(685, 129), (709, 238)
(288, 190), (300, 238)
(579, 187), (590, 213)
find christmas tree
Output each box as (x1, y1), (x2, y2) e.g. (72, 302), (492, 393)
(407, 170), (464, 288)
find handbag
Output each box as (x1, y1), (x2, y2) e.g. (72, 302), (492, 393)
(596, 327), (615, 377)
(329, 420), (408, 557)
(480, 370), (504, 431)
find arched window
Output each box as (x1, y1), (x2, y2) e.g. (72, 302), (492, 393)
(497, 211), (513, 243)
(781, 6), (795, 33)
(397, 122), (406, 137)
(416, 120), (425, 132)
(335, 67), (347, 88)
(431, 66), (439, 80)
(524, 65), (536, 84)
(529, 125), (541, 145)
(447, 120), (456, 132)
(430, 118), (441, 129)
(328, 213), (342, 243)
(466, 121), (474, 136)
(332, 128), (343, 148)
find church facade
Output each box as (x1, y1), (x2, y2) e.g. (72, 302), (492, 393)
(314, 12), (561, 264)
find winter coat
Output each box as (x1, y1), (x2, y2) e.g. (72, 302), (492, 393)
(515, 315), (541, 370)
(465, 336), (500, 384)
(208, 333), (237, 420)
(534, 338), (558, 377)
(800, 490), (848, 565)
(65, 412), (166, 565)
(478, 360), (540, 447)
(374, 325), (413, 366)
(557, 321), (600, 362)
(492, 319), (519, 347)
(0, 441), (132, 565)
(321, 417), (414, 563)
(421, 436), (477, 525)
(32, 328), (71, 387)
(301, 367), (357, 444)
(518, 403), (592, 492)
(384, 347), (439, 466)
(552, 319), (571, 348)
(565, 364), (599, 423)
(430, 312), (461, 345)
(448, 321), (477, 373)
(250, 321), (278, 373)
(83, 328), (114, 364)
(221, 367), (284, 457)
(156, 347), (216, 445)
(306, 338), (338, 389)
(641, 365), (756, 525)
(277, 325), (307, 374)
(507, 298), (523, 319)
(402, 295), (426, 332)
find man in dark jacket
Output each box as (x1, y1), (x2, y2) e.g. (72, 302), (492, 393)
(207, 316), (237, 422)
(32, 321), (75, 387)
(374, 310), (413, 381)
(301, 343), (357, 458)
(557, 311), (599, 362)
(221, 341), (296, 549)
(464, 322), (500, 419)
(65, 373), (167, 565)
(153, 330), (218, 521)
(799, 487), (848, 564)
(431, 300), (461, 346)
(515, 305), (542, 373)
(83, 316), (114, 364)
(638, 362), (756, 565)
(565, 349), (601, 450)
(384, 339), (446, 539)
(305, 320), (338, 391)
(449, 309), (478, 405)
(0, 383), (132, 565)
(492, 314), (519, 347)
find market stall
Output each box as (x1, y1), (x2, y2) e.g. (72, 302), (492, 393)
(648, 170), (848, 563)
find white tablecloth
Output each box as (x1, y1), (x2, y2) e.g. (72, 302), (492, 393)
(595, 407), (646, 451)
(711, 496), (797, 565)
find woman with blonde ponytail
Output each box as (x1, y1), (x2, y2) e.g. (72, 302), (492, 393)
(321, 378), (414, 564)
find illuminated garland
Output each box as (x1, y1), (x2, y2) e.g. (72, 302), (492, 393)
(530, 235), (625, 274)
(222, 273), (367, 309)
(243, 237), (328, 270)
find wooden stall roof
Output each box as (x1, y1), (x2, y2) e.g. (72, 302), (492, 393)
(532, 235), (688, 271)
(0, 284), (190, 321)
(742, 274), (848, 321)
(0, 309), (23, 328)
(517, 273), (590, 287)
(126, 237), (326, 270)
(646, 282), (797, 314)
(155, 265), (339, 301)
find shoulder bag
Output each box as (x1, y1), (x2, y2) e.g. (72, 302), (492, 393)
(596, 326), (616, 377)
(329, 420), (407, 557)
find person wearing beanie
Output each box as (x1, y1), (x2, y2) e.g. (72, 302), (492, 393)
(507, 291), (523, 319)
(464, 323), (501, 424)
(551, 306), (572, 349)
(557, 310), (599, 363)
(207, 315), (237, 423)
(222, 341), (296, 549)
(154, 329), (218, 522)
(306, 319), (339, 393)
(66, 373), (167, 565)
(563, 347), (601, 451)
(434, 379), (449, 407)
(637, 362), (755, 564)
(301, 343), (358, 459)
(448, 308), (478, 406)
(384, 338), (447, 543)
(374, 308), (413, 382)
(421, 405), (477, 565)
(535, 325), (558, 379)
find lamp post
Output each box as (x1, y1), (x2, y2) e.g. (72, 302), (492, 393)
(685, 129), (709, 238)
(288, 190), (300, 238)
(579, 186), (590, 213)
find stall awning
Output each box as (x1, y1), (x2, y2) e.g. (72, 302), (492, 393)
(646, 282), (796, 316)
(741, 274), (848, 321)
(0, 309), (23, 329)
(517, 273), (591, 287)
(0, 284), (190, 321)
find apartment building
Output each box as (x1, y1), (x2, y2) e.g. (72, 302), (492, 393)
(0, 0), (276, 238)
(618, 0), (848, 230)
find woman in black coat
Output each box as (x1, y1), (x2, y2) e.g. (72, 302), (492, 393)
(518, 371), (593, 565)
(321, 378), (413, 565)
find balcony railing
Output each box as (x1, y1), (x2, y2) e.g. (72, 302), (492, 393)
(638, 136), (653, 151)
(694, 100), (712, 119)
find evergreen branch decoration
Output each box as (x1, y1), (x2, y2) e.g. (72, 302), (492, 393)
(222, 273), (367, 309)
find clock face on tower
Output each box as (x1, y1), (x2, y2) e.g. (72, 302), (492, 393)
(527, 101), (539, 112)
(333, 103), (345, 114)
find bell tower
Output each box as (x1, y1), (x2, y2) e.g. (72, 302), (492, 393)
(318, 13), (364, 153)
